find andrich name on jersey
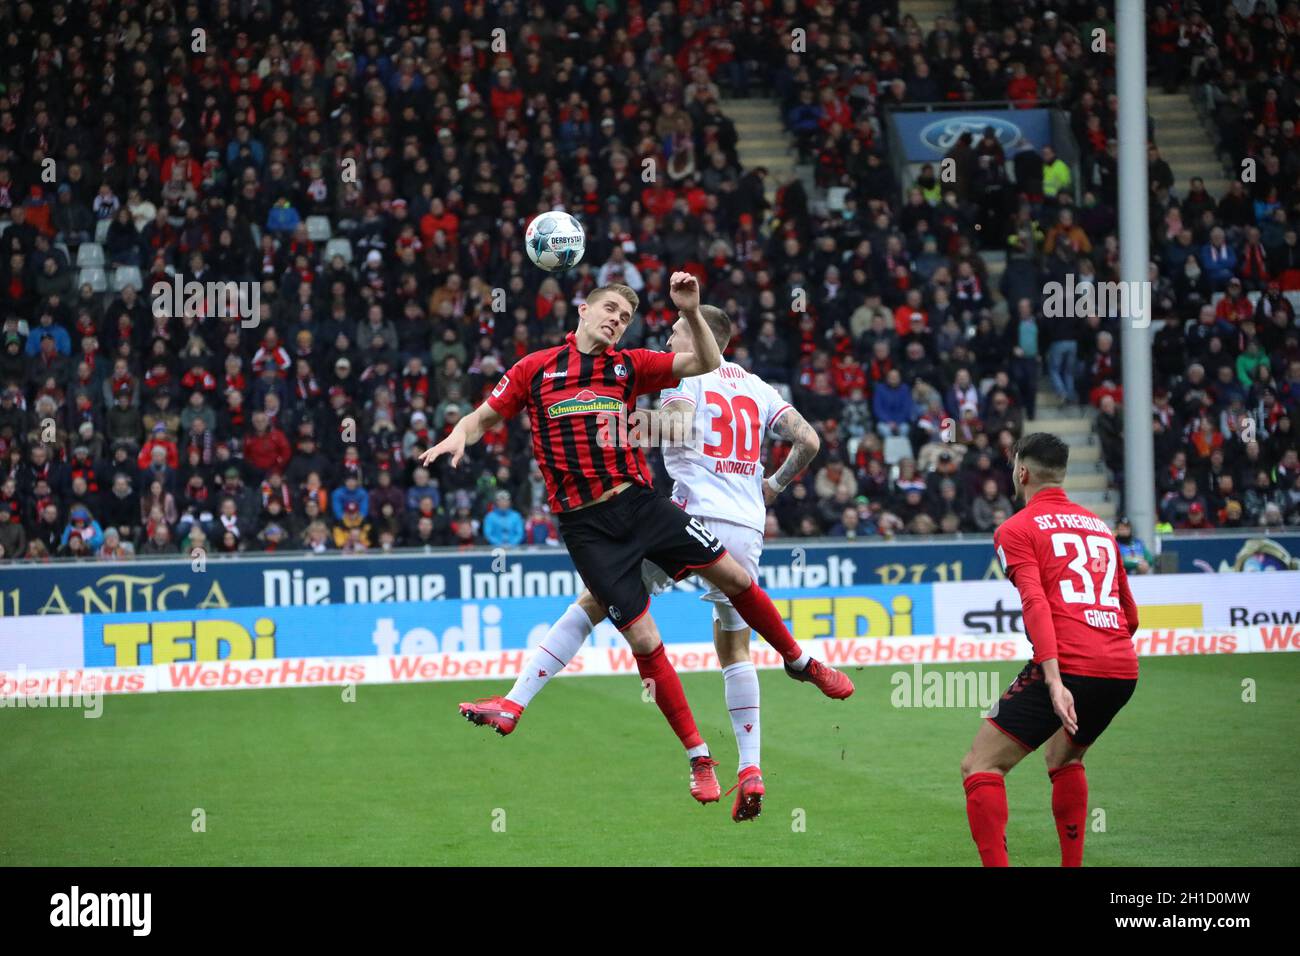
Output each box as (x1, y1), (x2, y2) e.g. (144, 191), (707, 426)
(714, 460), (759, 475)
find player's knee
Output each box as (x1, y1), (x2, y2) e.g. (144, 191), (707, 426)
(576, 590), (603, 622)
(621, 616), (660, 655)
(708, 557), (751, 595)
(625, 632), (658, 655)
(960, 750), (1007, 779)
(714, 625), (750, 665)
(1045, 754), (1084, 773)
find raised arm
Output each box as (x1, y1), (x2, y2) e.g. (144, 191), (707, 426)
(764, 406), (821, 503)
(667, 272), (722, 379)
(418, 402), (504, 469)
(656, 396), (695, 447)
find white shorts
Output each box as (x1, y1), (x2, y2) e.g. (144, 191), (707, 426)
(641, 516), (763, 632)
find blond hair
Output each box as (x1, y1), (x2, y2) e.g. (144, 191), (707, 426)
(588, 283), (640, 314)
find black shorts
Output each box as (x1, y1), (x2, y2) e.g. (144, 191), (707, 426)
(557, 483), (727, 631)
(987, 661), (1137, 750)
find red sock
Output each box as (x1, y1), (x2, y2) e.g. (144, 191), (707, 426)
(963, 772), (1010, 867)
(728, 580), (801, 662)
(635, 643), (703, 751)
(1049, 763), (1088, 867)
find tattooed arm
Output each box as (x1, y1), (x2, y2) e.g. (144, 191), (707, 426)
(765, 407), (821, 502)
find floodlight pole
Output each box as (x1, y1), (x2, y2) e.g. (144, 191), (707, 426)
(1116, 0), (1157, 552)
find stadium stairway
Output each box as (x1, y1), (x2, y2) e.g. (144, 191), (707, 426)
(1025, 390), (1116, 524)
(1148, 90), (1233, 200)
(722, 97), (812, 205)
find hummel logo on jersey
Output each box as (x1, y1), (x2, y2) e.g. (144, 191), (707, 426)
(543, 371), (566, 379)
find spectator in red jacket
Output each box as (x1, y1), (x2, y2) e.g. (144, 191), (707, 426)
(243, 410), (290, 475)
(419, 197), (459, 248)
(136, 423), (179, 470)
(160, 140), (204, 193)
(893, 290), (929, 336)
(831, 353), (867, 397)
(490, 70), (524, 120)
(1007, 62), (1038, 108)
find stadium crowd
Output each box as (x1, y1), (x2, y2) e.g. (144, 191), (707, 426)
(0, 0), (1298, 563)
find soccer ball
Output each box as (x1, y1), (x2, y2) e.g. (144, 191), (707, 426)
(525, 211), (586, 272)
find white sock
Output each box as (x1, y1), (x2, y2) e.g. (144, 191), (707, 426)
(687, 743), (711, 760)
(506, 602), (594, 708)
(790, 651), (811, 670)
(723, 660), (761, 772)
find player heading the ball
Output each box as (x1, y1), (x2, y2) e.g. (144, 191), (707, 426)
(420, 274), (853, 806)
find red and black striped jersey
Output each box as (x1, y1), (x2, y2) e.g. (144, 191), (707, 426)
(487, 332), (679, 512)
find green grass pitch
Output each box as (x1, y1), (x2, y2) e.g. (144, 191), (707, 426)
(2, 653), (1296, 866)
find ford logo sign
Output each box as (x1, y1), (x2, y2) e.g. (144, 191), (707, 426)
(918, 116), (1026, 154)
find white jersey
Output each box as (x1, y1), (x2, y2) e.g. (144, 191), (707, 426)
(659, 361), (792, 533)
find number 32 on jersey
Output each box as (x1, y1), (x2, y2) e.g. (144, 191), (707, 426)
(1051, 532), (1121, 629)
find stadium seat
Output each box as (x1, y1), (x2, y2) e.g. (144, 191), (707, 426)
(78, 267), (108, 292)
(76, 243), (105, 267)
(94, 218), (111, 243)
(111, 266), (143, 292)
(325, 238), (353, 264)
(883, 435), (912, 465)
(306, 216), (333, 242)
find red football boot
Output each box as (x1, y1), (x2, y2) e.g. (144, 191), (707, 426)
(785, 658), (855, 699)
(726, 765), (765, 822)
(689, 755), (721, 804)
(458, 696), (523, 736)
